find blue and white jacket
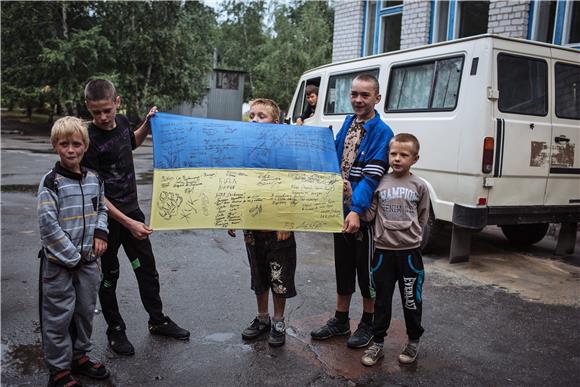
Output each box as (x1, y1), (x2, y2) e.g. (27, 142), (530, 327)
(335, 110), (393, 216)
(37, 162), (108, 268)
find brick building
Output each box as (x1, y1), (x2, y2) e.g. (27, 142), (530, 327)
(332, 0), (579, 62)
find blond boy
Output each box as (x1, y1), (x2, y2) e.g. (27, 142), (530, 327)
(38, 117), (109, 386)
(228, 98), (297, 347)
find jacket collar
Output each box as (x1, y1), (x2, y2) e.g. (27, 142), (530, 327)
(54, 162), (86, 181)
(346, 109), (381, 132)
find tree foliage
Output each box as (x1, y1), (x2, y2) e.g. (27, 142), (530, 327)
(1, 1), (216, 121)
(215, 0), (268, 100)
(1, 0), (333, 120)
(216, 0), (334, 111)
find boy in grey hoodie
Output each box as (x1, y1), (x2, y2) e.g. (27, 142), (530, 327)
(358, 133), (430, 367)
(38, 116), (109, 386)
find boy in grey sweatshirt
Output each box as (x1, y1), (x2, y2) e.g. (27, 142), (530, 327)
(38, 117), (109, 386)
(358, 133), (430, 367)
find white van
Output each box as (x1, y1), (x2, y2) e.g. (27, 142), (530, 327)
(287, 34), (579, 263)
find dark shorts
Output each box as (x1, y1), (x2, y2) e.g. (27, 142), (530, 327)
(334, 225), (374, 299)
(244, 231), (297, 298)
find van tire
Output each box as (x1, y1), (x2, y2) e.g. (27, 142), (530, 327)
(500, 223), (549, 246)
(420, 209), (449, 253)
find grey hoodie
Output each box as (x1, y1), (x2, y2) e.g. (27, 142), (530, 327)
(37, 162), (108, 267)
(361, 173), (429, 250)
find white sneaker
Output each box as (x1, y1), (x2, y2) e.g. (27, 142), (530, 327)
(361, 343), (384, 366)
(398, 340), (420, 364)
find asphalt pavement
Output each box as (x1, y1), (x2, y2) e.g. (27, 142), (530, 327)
(2, 131), (579, 386)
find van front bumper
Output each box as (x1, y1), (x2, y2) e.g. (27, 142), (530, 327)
(452, 204), (580, 229)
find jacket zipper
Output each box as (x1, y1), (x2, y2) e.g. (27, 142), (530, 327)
(79, 179), (86, 261)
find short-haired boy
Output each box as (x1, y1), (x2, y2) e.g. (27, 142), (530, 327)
(311, 73), (392, 349)
(359, 133), (430, 366)
(228, 98), (298, 347)
(296, 85), (318, 125)
(82, 79), (189, 356)
(38, 116), (109, 386)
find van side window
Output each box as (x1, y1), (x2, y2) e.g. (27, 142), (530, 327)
(555, 62), (580, 120)
(292, 77), (321, 122)
(325, 69), (380, 115)
(292, 81), (305, 122)
(497, 54), (548, 116)
(385, 56), (463, 112)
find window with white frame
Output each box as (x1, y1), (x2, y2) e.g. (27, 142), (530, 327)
(457, 1), (489, 38)
(530, 0), (579, 47)
(562, 0), (579, 47)
(362, 1), (403, 56)
(381, 12), (402, 52)
(530, 0), (557, 43)
(432, 1), (450, 43)
(430, 0), (489, 43)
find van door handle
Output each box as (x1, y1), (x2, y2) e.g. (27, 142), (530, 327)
(554, 135), (570, 143)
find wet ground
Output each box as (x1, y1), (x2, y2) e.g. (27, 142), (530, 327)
(2, 130), (579, 386)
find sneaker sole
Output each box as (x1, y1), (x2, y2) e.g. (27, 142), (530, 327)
(241, 331), (269, 340)
(108, 344), (135, 356)
(72, 369), (110, 380)
(361, 354), (384, 367)
(310, 329), (351, 340)
(268, 339), (285, 347)
(398, 356), (417, 364)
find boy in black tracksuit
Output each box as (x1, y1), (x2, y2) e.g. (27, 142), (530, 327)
(82, 79), (189, 356)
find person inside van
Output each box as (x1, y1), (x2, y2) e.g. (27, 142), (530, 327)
(296, 85), (318, 125)
(310, 74), (393, 349)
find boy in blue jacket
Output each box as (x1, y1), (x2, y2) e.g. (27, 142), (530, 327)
(311, 74), (393, 349)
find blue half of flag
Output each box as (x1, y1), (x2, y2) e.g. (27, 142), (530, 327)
(150, 112), (339, 173)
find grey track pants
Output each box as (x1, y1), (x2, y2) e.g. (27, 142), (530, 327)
(40, 258), (101, 371)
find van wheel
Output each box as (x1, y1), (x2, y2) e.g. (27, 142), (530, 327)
(500, 223), (549, 246)
(420, 209), (449, 253)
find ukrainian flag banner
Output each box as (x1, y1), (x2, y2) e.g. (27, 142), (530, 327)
(149, 113), (343, 232)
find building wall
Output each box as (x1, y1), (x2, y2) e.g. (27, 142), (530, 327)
(487, 0), (530, 38)
(332, 1), (365, 62)
(400, 0), (431, 50)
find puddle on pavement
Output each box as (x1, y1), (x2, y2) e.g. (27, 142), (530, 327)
(204, 332), (235, 342)
(1, 342), (44, 377)
(286, 313), (410, 381)
(1, 184), (38, 193)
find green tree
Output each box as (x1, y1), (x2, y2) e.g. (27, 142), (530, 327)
(1, 1), (75, 118)
(215, 0), (268, 99)
(255, 0), (334, 110)
(39, 2), (113, 118)
(93, 1), (217, 121)
(2, 1), (217, 122)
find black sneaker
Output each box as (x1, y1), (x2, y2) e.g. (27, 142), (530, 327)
(268, 320), (286, 347)
(72, 355), (110, 380)
(242, 316), (271, 340)
(310, 317), (351, 340)
(148, 316), (190, 340)
(347, 320), (373, 348)
(107, 326), (135, 356)
(48, 370), (82, 387)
